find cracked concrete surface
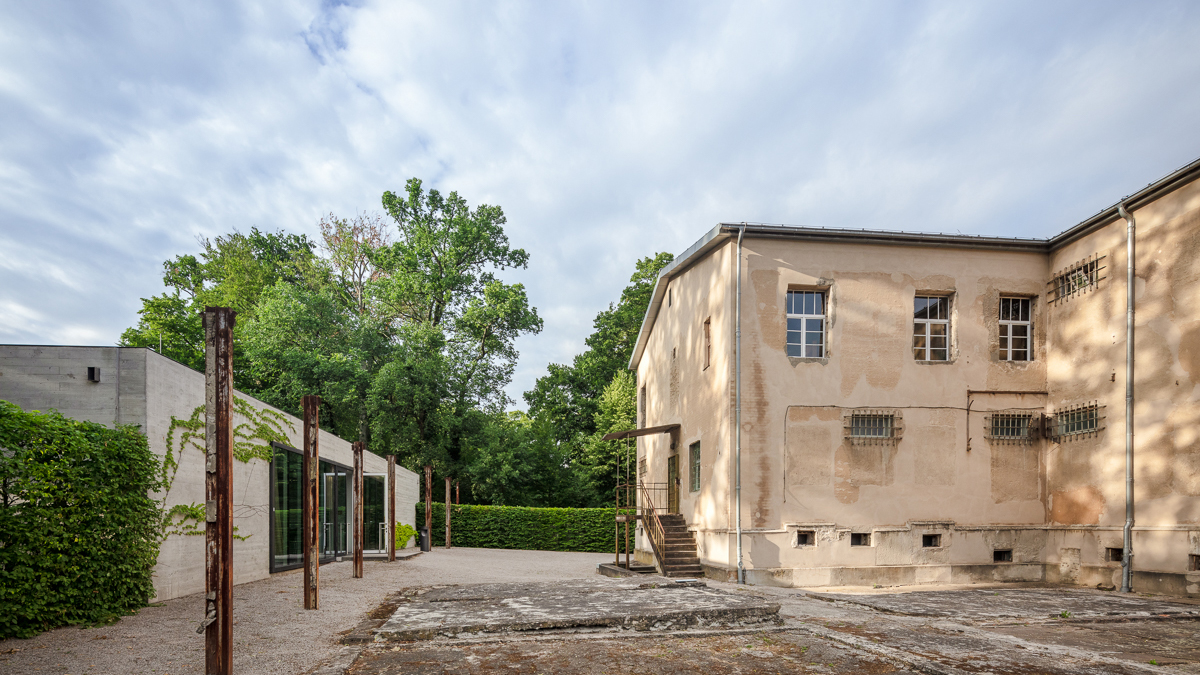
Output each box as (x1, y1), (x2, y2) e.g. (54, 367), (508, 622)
(374, 578), (782, 640)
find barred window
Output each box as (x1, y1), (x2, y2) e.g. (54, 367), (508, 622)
(913, 296), (950, 361)
(999, 297), (1032, 361)
(1056, 404), (1100, 437)
(638, 457), (646, 478)
(786, 290), (826, 358)
(1050, 256), (1104, 303)
(850, 414), (893, 438)
(689, 442), (701, 492)
(987, 412), (1034, 441)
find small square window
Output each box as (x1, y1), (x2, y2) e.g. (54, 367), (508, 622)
(1106, 547), (1124, 563)
(1189, 554), (1200, 572)
(796, 530), (816, 547)
(87, 366), (101, 383)
(993, 549), (1013, 563)
(922, 534), (941, 548)
(850, 532), (871, 547)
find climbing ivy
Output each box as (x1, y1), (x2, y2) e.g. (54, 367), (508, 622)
(159, 397), (292, 541)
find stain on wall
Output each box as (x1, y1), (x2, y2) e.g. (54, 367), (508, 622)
(913, 409), (957, 487)
(1049, 485), (1105, 525)
(991, 444), (1040, 503)
(834, 442), (896, 504)
(785, 407), (839, 487)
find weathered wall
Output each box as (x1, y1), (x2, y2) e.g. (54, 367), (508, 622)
(0, 346), (419, 601)
(1045, 177), (1200, 582)
(636, 242), (734, 568)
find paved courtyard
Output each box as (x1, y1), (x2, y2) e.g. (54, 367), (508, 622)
(3, 548), (1200, 675)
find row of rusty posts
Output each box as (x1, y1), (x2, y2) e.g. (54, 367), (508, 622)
(201, 307), (401, 675)
(422, 466), (460, 549)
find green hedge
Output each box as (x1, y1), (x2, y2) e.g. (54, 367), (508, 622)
(417, 502), (634, 553)
(0, 401), (163, 639)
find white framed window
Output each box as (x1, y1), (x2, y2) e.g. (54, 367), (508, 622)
(999, 297), (1032, 361)
(786, 290), (826, 358)
(913, 296), (950, 361)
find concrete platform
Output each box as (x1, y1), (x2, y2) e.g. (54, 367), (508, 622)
(373, 577), (781, 641)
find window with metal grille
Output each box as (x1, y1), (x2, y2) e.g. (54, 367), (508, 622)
(689, 441), (700, 492)
(987, 412), (1034, 441)
(786, 290), (826, 358)
(850, 414), (893, 438)
(999, 297), (1032, 361)
(638, 457), (646, 479)
(1055, 404), (1100, 438)
(1050, 257), (1104, 303)
(913, 296), (950, 361)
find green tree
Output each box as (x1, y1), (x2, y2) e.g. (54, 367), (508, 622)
(578, 370), (638, 504)
(120, 228), (314, 385)
(523, 252), (673, 450)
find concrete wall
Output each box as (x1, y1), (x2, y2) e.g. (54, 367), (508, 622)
(0, 345), (419, 601)
(633, 176), (1200, 596)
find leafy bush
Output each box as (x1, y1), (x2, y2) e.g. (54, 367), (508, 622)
(0, 401), (163, 639)
(395, 523), (417, 549)
(417, 502), (634, 553)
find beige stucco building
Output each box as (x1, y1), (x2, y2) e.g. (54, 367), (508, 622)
(630, 158), (1200, 596)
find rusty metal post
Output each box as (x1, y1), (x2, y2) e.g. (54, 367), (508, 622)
(444, 477), (452, 549)
(201, 307), (235, 675)
(455, 480), (460, 505)
(424, 465), (432, 547)
(302, 395), (321, 610)
(353, 442), (364, 578)
(387, 455), (396, 562)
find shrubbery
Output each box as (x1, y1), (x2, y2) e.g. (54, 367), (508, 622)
(0, 401), (163, 639)
(417, 502), (633, 553)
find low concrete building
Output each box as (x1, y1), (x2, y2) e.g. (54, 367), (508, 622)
(630, 158), (1200, 596)
(0, 345), (420, 601)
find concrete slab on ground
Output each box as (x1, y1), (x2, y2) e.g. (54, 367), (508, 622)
(810, 587), (1200, 622)
(374, 578), (782, 641)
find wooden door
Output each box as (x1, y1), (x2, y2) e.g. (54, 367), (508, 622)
(667, 455), (679, 513)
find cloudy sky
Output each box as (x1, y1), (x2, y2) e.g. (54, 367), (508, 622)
(3, 1), (1200, 405)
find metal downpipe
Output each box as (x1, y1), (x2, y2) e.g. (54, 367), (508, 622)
(1118, 202), (1136, 593)
(735, 224), (746, 585)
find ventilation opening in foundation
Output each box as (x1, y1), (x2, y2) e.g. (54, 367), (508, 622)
(993, 549), (1013, 563)
(1188, 554), (1199, 572)
(796, 530), (816, 547)
(850, 532), (871, 547)
(1106, 548), (1124, 562)
(922, 534), (941, 548)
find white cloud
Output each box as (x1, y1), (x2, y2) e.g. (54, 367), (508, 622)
(1, 0), (1199, 405)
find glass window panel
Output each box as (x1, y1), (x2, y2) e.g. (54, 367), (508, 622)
(806, 331), (822, 345)
(914, 322), (924, 336)
(788, 317), (804, 331)
(914, 297), (928, 319)
(1012, 337), (1028, 350)
(803, 292), (813, 314)
(930, 336), (947, 349)
(787, 343), (804, 357)
(934, 297), (947, 319)
(931, 323), (947, 336)
(805, 344), (822, 357)
(930, 348), (948, 361)
(787, 330), (802, 345)
(786, 292), (795, 314)
(806, 318), (823, 332)
(813, 293), (823, 315)
(913, 335), (927, 350)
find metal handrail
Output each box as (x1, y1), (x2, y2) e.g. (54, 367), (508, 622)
(637, 482), (669, 575)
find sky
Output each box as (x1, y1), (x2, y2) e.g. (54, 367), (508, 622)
(2, 1), (1200, 406)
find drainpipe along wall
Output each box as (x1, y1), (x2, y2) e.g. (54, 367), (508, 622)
(735, 224), (746, 584)
(1118, 202), (1136, 593)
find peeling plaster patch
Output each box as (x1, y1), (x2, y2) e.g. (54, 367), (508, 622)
(914, 410), (956, 487)
(1049, 485), (1105, 525)
(834, 442), (895, 504)
(750, 269), (782, 353)
(991, 444), (1039, 503)
(785, 407), (839, 487)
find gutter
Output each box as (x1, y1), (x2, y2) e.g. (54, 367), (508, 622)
(1118, 202), (1136, 593)
(735, 224), (745, 585)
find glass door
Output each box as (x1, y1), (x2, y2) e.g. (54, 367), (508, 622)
(363, 474), (387, 554)
(319, 460), (351, 560)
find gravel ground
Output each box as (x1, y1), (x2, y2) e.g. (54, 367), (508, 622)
(0, 548), (612, 675)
